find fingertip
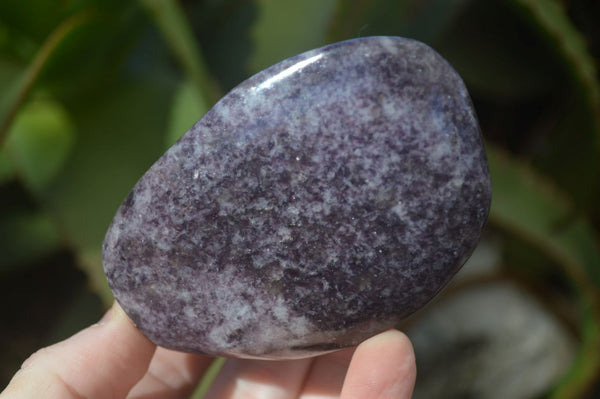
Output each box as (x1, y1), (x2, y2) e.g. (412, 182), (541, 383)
(360, 329), (416, 371)
(359, 329), (410, 348)
(341, 329), (416, 399)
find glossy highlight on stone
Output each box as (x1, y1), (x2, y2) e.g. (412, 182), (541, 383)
(102, 36), (492, 359)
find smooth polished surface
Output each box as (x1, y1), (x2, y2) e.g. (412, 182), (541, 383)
(102, 36), (491, 359)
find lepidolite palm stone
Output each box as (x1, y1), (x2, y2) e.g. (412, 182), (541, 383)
(103, 36), (491, 359)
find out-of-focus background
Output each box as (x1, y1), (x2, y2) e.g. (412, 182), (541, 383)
(1, 0), (599, 397)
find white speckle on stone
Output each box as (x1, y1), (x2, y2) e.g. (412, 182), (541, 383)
(392, 201), (407, 219)
(183, 305), (196, 320)
(277, 226), (292, 242)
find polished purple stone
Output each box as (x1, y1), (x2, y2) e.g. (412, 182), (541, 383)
(102, 36), (491, 359)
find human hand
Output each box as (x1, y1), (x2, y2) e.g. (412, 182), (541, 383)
(1, 302), (416, 399)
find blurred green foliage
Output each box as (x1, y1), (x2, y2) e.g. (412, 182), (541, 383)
(1, 0), (599, 397)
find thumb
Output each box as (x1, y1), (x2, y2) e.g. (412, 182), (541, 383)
(1, 302), (156, 399)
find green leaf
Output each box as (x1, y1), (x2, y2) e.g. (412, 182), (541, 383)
(191, 0), (257, 91)
(249, 0), (338, 73)
(327, 0), (375, 40)
(0, 10), (93, 143)
(165, 79), (210, 149)
(38, 5), (147, 100)
(328, 0), (472, 45)
(0, 211), (61, 271)
(392, 0), (474, 44)
(506, 0), (600, 141)
(42, 78), (174, 253)
(137, 0), (220, 105)
(503, 0), (600, 217)
(0, 0), (73, 43)
(432, 1), (564, 99)
(76, 249), (113, 307)
(487, 144), (600, 398)
(4, 98), (75, 193)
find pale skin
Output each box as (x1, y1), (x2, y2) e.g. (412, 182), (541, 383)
(1, 302), (416, 399)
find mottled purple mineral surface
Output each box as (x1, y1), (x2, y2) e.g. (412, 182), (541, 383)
(102, 36), (491, 359)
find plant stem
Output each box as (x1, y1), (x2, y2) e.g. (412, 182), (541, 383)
(0, 11), (92, 144)
(137, 0), (221, 106)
